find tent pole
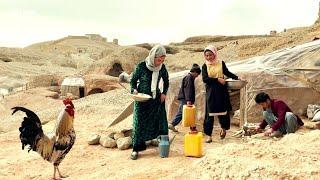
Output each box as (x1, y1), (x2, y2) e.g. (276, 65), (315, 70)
(239, 85), (247, 128)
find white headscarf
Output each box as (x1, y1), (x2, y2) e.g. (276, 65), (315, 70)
(145, 44), (166, 99)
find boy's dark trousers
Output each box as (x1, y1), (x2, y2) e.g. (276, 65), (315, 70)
(171, 100), (186, 126)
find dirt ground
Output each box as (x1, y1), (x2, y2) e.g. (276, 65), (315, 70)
(0, 89), (319, 180)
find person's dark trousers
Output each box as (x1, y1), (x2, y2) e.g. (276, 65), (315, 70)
(171, 100), (186, 126)
(203, 113), (231, 136)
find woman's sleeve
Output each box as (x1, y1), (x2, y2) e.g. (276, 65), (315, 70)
(130, 63), (141, 93)
(202, 64), (218, 84)
(162, 65), (169, 95)
(222, 61), (238, 80)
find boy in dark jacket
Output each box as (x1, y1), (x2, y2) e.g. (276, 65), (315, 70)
(169, 64), (201, 132)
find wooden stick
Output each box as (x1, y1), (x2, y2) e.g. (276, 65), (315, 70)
(239, 85), (246, 128)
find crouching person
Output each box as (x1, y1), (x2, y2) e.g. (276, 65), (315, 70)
(254, 92), (304, 137)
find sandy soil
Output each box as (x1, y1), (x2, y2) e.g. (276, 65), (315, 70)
(0, 88), (319, 180)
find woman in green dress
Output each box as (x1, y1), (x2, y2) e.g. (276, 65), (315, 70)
(130, 44), (169, 160)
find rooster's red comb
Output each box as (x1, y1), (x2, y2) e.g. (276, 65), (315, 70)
(63, 98), (74, 108)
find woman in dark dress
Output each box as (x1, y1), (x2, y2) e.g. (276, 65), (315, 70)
(130, 44), (169, 160)
(202, 45), (239, 143)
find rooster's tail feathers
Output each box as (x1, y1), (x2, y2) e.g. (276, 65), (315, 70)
(12, 106), (41, 126)
(12, 107), (44, 153)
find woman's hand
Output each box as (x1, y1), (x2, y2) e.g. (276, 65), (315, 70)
(160, 94), (166, 103)
(218, 78), (226, 85)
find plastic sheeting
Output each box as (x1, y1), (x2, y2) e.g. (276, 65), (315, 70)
(61, 77), (85, 87)
(166, 40), (320, 126)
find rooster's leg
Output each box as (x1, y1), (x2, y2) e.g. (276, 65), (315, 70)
(56, 166), (68, 178)
(52, 166), (60, 180)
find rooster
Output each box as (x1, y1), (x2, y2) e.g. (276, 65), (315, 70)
(12, 98), (76, 180)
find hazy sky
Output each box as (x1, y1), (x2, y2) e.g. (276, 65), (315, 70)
(0, 0), (319, 47)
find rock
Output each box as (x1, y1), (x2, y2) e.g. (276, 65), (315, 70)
(119, 72), (131, 83)
(106, 131), (116, 139)
(150, 139), (159, 146)
(146, 140), (152, 146)
(88, 134), (100, 145)
(122, 129), (133, 137)
(113, 132), (125, 140)
(99, 136), (117, 148)
(116, 137), (132, 150)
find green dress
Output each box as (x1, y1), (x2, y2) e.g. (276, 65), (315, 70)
(130, 61), (169, 152)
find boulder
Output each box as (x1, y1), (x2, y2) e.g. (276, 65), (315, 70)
(146, 140), (152, 146)
(113, 132), (125, 140)
(106, 131), (116, 139)
(88, 134), (100, 145)
(116, 137), (132, 150)
(119, 72), (132, 83)
(150, 139), (159, 147)
(99, 136), (117, 148)
(122, 129), (133, 137)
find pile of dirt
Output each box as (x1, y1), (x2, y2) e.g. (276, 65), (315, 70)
(179, 130), (320, 179)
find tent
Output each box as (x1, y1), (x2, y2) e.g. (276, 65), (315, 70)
(166, 40), (320, 128)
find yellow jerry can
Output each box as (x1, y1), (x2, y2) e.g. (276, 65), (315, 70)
(184, 132), (203, 157)
(182, 105), (196, 127)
